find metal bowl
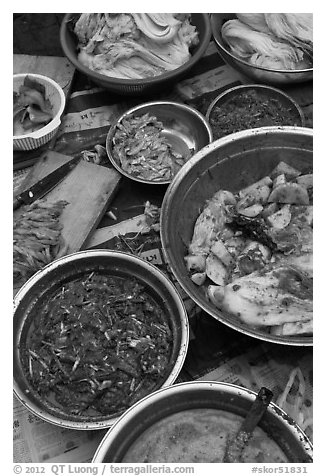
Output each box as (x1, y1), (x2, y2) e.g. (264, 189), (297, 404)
(92, 381), (313, 463)
(206, 84), (305, 141)
(13, 250), (189, 430)
(60, 14), (211, 96)
(160, 126), (313, 346)
(106, 101), (213, 185)
(210, 13), (313, 86)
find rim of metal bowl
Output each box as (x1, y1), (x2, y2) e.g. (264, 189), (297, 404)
(106, 101), (213, 185)
(60, 13), (211, 88)
(92, 381), (313, 462)
(160, 126), (313, 346)
(13, 250), (190, 430)
(210, 14), (313, 75)
(205, 84), (306, 128)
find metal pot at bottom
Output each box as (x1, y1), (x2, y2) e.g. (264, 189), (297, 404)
(92, 381), (313, 463)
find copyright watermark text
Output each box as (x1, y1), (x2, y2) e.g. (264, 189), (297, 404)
(13, 464), (195, 476)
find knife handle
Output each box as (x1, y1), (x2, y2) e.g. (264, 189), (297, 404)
(13, 196), (23, 211)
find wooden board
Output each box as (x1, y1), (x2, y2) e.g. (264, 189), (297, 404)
(14, 151), (121, 254)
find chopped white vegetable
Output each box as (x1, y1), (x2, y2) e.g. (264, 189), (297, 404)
(190, 272), (206, 286)
(296, 174), (313, 189)
(238, 176), (272, 197)
(270, 161), (301, 180)
(210, 239), (234, 267)
(266, 204), (292, 229)
(184, 254), (206, 272)
(273, 173), (286, 188)
(205, 254), (228, 286)
(268, 183), (309, 205)
(238, 203), (264, 217)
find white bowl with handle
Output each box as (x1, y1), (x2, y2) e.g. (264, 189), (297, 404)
(13, 73), (66, 151)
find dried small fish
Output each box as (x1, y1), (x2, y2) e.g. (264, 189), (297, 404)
(112, 113), (190, 182)
(13, 200), (68, 284)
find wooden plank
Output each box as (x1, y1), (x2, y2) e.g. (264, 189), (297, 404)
(13, 54), (75, 96)
(45, 161), (121, 253)
(14, 151), (122, 254)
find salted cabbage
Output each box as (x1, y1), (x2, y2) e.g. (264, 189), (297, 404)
(221, 13), (312, 70)
(74, 13), (199, 79)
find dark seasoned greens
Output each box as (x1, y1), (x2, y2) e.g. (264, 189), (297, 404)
(209, 89), (302, 141)
(21, 272), (172, 417)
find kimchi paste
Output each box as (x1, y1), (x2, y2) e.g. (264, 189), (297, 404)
(21, 272), (172, 417)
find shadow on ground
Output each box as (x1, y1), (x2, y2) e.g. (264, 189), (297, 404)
(13, 13), (65, 56)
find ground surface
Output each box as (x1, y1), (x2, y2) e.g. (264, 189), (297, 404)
(13, 14), (65, 56)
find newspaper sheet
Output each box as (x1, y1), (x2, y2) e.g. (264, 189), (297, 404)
(13, 396), (105, 463)
(198, 345), (313, 441)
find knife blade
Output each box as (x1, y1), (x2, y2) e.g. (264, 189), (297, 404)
(13, 155), (80, 210)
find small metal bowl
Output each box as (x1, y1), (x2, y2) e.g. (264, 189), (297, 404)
(13, 250), (189, 430)
(106, 101), (213, 185)
(210, 14), (313, 86)
(92, 381), (313, 463)
(206, 84), (305, 141)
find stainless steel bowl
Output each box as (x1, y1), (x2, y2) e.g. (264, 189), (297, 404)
(210, 14), (313, 86)
(160, 126), (313, 346)
(92, 381), (313, 463)
(13, 250), (189, 430)
(106, 101), (213, 185)
(206, 84), (305, 141)
(60, 14), (211, 96)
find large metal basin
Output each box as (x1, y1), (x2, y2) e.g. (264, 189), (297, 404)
(60, 14), (211, 96)
(13, 250), (189, 429)
(210, 13), (313, 86)
(160, 126), (313, 346)
(92, 381), (313, 463)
